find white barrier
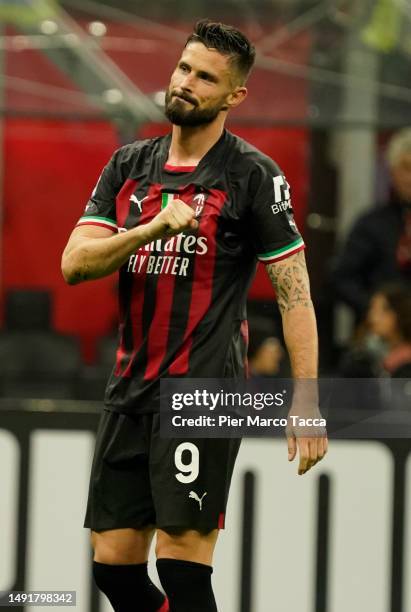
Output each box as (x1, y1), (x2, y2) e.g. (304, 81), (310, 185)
(0, 423), (407, 612)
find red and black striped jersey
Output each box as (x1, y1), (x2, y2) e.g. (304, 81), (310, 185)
(76, 130), (305, 413)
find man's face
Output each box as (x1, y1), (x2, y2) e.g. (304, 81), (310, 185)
(391, 152), (411, 203)
(165, 42), (241, 127)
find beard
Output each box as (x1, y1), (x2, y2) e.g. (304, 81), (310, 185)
(164, 89), (225, 127)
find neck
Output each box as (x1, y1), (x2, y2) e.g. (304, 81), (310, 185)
(167, 116), (226, 166)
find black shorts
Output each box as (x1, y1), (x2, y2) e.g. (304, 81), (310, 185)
(84, 409), (241, 532)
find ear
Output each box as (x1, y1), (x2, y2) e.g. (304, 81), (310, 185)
(226, 86), (248, 110)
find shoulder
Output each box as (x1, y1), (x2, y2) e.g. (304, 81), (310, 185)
(107, 136), (167, 180)
(114, 136), (166, 165)
(226, 131), (283, 179)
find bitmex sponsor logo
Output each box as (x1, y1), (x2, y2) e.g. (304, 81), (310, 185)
(271, 175), (292, 215)
(271, 200), (292, 215)
(127, 233), (209, 277)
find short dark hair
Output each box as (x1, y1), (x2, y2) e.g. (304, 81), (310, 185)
(377, 283), (411, 342)
(185, 19), (256, 84)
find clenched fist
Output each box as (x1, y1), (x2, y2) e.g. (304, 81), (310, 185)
(147, 198), (199, 240)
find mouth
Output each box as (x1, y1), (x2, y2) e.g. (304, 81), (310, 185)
(173, 93), (196, 106)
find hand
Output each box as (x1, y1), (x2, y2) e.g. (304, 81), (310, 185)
(286, 408), (328, 475)
(146, 198), (198, 240)
(287, 435), (328, 475)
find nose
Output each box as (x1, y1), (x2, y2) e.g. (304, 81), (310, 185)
(179, 73), (194, 92)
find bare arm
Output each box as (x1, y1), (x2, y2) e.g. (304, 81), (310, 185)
(266, 250), (327, 474)
(61, 199), (198, 285)
(62, 224), (155, 285)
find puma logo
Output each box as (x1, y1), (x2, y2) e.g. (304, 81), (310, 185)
(130, 194), (148, 213)
(189, 491), (207, 510)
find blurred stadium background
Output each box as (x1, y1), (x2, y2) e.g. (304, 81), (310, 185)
(1, 0), (411, 611)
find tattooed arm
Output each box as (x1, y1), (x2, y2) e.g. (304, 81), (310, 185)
(266, 249), (318, 378)
(266, 250), (327, 474)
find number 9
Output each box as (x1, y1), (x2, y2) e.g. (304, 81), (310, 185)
(174, 442), (199, 484)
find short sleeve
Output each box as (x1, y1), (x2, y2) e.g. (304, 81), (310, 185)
(249, 158), (305, 263)
(76, 149), (123, 233)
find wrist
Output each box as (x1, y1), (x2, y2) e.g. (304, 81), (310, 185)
(291, 378), (319, 406)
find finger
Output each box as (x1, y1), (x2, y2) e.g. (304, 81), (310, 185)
(168, 200), (199, 232)
(300, 438), (319, 475)
(287, 436), (296, 461)
(173, 198), (192, 212)
(298, 438), (310, 475)
(166, 217), (185, 235)
(309, 438), (319, 464)
(307, 436), (329, 471)
(301, 441), (315, 475)
(168, 207), (188, 228)
(316, 437), (324, 461)
(164, 216), (180, 233)
(172, 207), (196, 230)
(317, 437), (328, 461)
(172, 199), (195, 219)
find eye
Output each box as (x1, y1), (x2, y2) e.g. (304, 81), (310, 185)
(179, 63), (190, 73)
(199, 73), (215, 83)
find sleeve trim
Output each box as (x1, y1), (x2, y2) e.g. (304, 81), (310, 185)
(76, 216), (117, 232)
(257, 238), (305, 263)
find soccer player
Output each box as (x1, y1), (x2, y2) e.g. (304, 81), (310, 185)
(62, 19), (327, 612)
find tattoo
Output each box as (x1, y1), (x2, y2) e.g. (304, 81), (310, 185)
(266, 250), (312, 315)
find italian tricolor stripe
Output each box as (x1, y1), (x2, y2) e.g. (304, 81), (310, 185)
(161, 192), (174, 209)
(258, 237), (305, 263)
(76, 216), (117, 232)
